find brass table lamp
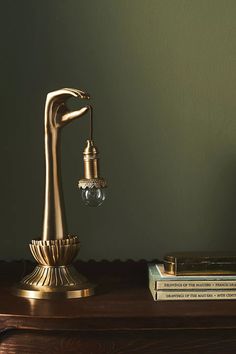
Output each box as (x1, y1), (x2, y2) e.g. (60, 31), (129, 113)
(15, 88), (107, 299)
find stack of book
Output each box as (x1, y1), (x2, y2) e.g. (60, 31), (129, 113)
(149, 263), (236, 301)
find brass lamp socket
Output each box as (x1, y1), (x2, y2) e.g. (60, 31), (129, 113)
(78, 140), (107, 189)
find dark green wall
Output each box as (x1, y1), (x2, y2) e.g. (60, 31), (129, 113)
(1, 0), (236, 260)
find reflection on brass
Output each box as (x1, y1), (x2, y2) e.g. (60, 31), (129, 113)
(42, 88), (90, 241)
(78, 139), (107, 189)
(14, 267), (94, 299)
(30, 236), (79, 266)
(15, 88), (98, 299)
(164, 252), (236, 275)
(78, 178), (107, 189)
(83, 140), (99, 179)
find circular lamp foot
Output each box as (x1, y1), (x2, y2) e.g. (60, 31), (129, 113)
(13, 264), (95, 299)
(14, 282), (95, 299)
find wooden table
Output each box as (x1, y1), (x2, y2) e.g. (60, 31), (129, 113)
(1, 260), (236, 353)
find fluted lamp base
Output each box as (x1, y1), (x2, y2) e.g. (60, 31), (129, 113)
(15, 265), (94, 299)
(14, 236), (95, 299)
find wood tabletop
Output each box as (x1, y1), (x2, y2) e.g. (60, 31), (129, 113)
(1, 260), (236, 332)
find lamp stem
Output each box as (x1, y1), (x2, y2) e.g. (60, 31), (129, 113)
(42, 127), (67, 241)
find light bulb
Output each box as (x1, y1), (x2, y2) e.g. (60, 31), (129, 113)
(81, 187), (106, 207)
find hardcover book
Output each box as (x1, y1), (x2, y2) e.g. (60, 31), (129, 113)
(149, 264), (236, 301)
(149, 264), (236, 290)
(150, 289), (236, 301)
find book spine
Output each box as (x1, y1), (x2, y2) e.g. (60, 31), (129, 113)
(153, 280), (236, 290)
(149, 282), (157, 301)
(154, 290), (236, 301)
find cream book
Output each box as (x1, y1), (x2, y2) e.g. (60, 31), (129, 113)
(149, 264), (236, 290)
(150, 288), (236, 301)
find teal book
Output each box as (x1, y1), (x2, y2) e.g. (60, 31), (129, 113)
(149, 264), (236, 290)
(149, 264), (236, 301)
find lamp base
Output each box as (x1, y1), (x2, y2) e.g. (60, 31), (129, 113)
(14, 264), (95, 299)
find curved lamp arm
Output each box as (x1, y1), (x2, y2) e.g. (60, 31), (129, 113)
(42, 88), (90, 241)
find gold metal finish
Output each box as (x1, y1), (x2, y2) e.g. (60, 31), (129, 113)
(14, 265), (94, 299)
(164, 252), (236, 275)
(43, 88), (90, 241)
(15, 88), (97, 299)
(78, 139), (107, 189)
(78, 178), (107, 189)
(83, 140), (99, 179)
(30, 236), (79, 266)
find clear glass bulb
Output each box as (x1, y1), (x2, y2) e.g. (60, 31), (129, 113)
(81, 188), (106, 207)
